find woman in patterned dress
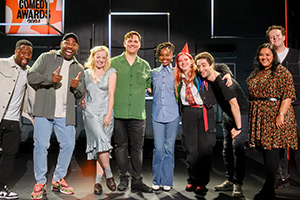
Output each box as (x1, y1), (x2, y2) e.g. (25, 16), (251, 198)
(246, 43), (297, 200)
(81, 46), (117, 194)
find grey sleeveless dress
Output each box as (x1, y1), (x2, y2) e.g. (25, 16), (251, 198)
(83, 68), (116, 160)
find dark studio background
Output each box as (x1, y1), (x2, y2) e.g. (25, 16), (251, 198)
(1, 0), (300, 93)
(2, 2), (300, 199)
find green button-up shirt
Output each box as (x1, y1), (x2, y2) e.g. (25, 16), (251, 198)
(111, 52), (151, 120)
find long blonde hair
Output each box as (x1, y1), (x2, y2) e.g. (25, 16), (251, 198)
(85, 46), (111, 74)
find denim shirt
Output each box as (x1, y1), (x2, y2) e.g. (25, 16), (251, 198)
(152, 64), (179, 123)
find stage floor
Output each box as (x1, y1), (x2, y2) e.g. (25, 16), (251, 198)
(8, 139), (300, 200)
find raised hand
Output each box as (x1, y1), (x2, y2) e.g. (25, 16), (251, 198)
(52, 66), (62, 83)
(70, 71), (81, 88)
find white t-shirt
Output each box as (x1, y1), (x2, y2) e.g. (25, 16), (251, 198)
(278, 47), (289, 64)
(4, 64), (27, 122)
(54, 60), (72, 118)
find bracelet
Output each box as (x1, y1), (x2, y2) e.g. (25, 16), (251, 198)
(279, 112), (284, 116)
(235, 127), (242, 131)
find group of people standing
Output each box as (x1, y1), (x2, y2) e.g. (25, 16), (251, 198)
(0, 25), (299, 200)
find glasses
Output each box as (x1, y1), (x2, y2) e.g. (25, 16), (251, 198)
(63, 41), (78, 47)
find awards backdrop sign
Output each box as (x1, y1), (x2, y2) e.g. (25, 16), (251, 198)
(5, 0), (64, 35)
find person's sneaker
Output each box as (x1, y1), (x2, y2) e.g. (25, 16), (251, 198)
(0, 185), (19, 200)
(31, 183), (46, 200)
(51, 178), (74, 195)
(232, 184), (244, 198)
(163, 185), (171, 191)
(152, 184), (160, 191)
(215, 180), (233, 191)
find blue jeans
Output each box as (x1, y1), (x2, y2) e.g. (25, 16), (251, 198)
(152, 117), (179, 186)
(222, 114), (248, 185)
(33, 117), (75, 184)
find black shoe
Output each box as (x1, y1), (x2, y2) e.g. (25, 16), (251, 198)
(253, 192), (265, 200)
(185, 184), (196, 192)
(0, 185), (19, 199)
(106, 177), (116, 191)
(131, 182), (153, 193)
(254, 191), (275, 200)
(117, 176), (129, 191)
(194, 185), (208, 195)
(94, 183), (102, 195)
(276, 178), (289, 191)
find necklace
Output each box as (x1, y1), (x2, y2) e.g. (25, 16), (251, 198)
(91, 74), (98, 82)
(92, 69), (103, 83)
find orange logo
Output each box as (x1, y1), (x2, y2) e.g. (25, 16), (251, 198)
(6, 0), (63, 35)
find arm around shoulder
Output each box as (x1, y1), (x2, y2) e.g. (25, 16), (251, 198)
(215, 63), (233, 76)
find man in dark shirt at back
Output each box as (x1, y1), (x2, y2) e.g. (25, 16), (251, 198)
(266, 25), (300, 190)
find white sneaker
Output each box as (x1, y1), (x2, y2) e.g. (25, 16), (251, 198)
(152, 184), (160, 191)
(232, 184), (244, 198)
(0, 185), (19, 199)
(215, 180), (233, 191)
(163, 185), (171, 191)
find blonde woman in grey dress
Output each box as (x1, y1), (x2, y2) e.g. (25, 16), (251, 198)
(82, 46), (117, 195)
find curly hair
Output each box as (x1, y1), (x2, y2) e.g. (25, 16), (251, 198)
(85, 46), (111, 74)
(155, 42), (175, 62)
(246, 43), (280, 83)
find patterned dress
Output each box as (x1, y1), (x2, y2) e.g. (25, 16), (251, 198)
(83, 68), (116, 160)
(247, 65), (298, 150)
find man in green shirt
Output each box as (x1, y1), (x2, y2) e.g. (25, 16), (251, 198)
(111, 31), (152, 193)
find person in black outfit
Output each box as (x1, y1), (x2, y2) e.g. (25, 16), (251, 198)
(266, 25), (300, 190)
(195, 52), (249, 198)
(174, 44), (232, 195)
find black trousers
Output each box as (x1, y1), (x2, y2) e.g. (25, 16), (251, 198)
(181, 106), (216, 186)
(277, 104), (300, 180)
(261, 148), (280, 198)
(0, 119), (21, 189)
(222, 114), (248, 185)
(293, 105), (300, 174)
(113, 118), (146, 182)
